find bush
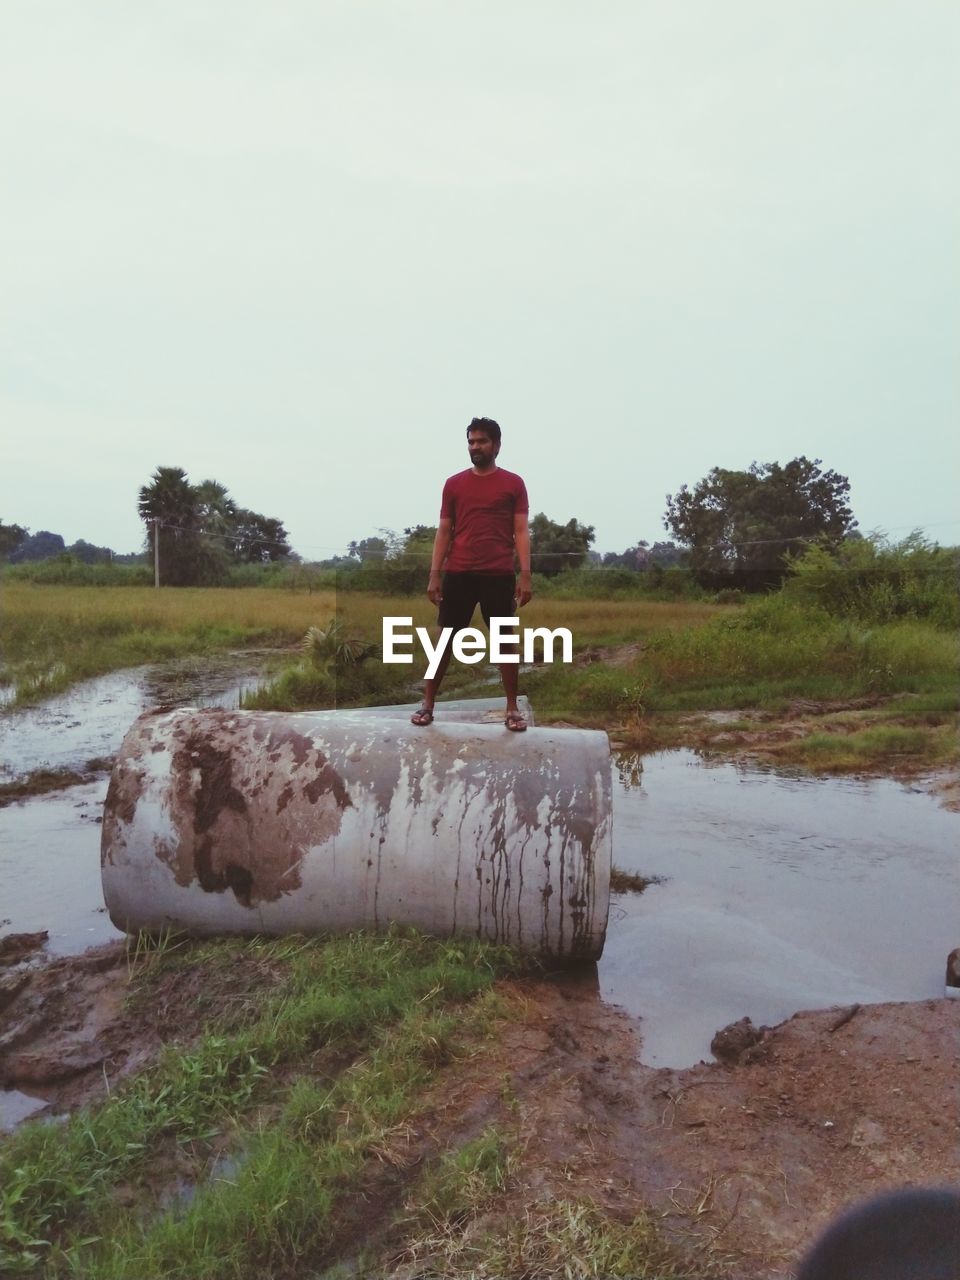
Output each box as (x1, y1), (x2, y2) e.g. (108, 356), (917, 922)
(783, 534), (959, 628)
(533, 565), (703, 602)
(3, 557), (152, 586)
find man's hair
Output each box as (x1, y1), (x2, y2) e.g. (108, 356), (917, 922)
(466, 416), (501, 445)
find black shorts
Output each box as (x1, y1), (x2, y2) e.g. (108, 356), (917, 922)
(438, 572), (517, 633)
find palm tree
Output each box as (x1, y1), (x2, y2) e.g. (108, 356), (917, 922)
(138, 467), (202, 585)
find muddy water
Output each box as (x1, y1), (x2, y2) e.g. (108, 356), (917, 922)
(3, 678), (957, 1073)
(0, 656), (271, 783)
(602, 750), (959, 1068)
(0, 657), (271, 954)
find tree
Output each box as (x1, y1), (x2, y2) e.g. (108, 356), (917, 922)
(138, 468), (291, 584)
(664, 457), (856, 591)
(0, 520), (28, 560)
(67, 539), (113, 564)
(529, 513), (595, 576)
(9, 530), (66, 563)
(229, 510), (291, 563)
(600, 540), (688, 571)
(347, 535), (390, 563)
(193, 479), (238, 537)
(138, 466), (205, 585)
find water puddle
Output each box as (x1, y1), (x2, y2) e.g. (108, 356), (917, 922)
(0, 656), (272, 954)
(0, 1088), (49, 1131)
(0, 655), (271, 783)
(601, 750), (959, 1068)
(3, 673), (957, 1077)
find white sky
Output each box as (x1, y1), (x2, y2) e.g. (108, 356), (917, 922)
(2, 1), (957, 558)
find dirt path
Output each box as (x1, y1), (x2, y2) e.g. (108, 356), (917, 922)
(2, 940), (957, 1277)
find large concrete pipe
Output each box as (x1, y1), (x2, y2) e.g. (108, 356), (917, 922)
(101, 705), (611, 960)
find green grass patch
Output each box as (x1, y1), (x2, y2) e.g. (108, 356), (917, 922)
(0, 585), (338, 706)
(523, 596), (958, 730)
(404, 1127), (511, 1227)
(778, 724), (957, 772)
(0, 931), (520, 1277)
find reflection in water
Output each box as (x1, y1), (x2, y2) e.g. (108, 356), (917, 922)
(614, 749), (644, 791)
(601, 750), (959, 1069)
(0, 1088), (49, 1131)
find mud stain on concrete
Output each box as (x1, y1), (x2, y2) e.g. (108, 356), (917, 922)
(105, 709), (353, 908)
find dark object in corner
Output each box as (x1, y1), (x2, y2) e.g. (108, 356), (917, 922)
(796, 1186), (960, 1280)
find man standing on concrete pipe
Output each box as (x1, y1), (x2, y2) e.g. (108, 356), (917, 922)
(410, 417), (532, 731)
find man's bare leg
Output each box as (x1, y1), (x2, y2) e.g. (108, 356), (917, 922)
(411, 643), (454, 724)
(500, 657), (526, 730)
(423, 643), (454, 709)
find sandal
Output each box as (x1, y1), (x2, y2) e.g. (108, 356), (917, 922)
(504, 710), (527, 732)
(410, 706), (434, 726)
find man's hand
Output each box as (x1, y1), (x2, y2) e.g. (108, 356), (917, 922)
(427, 571), (444, 606)
(515, 572), (533, 608)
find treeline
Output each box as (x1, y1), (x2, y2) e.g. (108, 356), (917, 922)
(138, 467), (292, 586)
(4, 456), (956, 627)
(0, 523), (142, 567)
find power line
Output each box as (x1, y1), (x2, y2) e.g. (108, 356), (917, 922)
(146, 518), (959, 563)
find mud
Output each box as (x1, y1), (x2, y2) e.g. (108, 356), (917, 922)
(0, 939), (280, 1121)
(1, 950), (955, 1277)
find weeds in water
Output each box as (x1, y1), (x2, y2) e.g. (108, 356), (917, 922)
(0, 768), (89, 806)
(610, 868), (663, 894)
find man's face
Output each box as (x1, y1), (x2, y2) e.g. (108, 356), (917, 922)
(468, 431), (498, 470)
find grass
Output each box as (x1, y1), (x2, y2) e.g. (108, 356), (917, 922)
(776, 724), (956, 771)
(2, 582), (955, 771)
(241, 596), (721, 711)
(389, 1149), (717, 1279)
(0, 928), (714, 1279)
(518, 597), (958, 770)
(0, 583), (712, 709)
(0, 931), (520, 1277)
(0, 584), (336, 705)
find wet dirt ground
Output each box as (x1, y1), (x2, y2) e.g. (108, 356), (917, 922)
(1, 675), (957, 1276)
(0, 940), (956, 1277)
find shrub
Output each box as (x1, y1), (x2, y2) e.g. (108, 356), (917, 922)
(3, 557), (153, 587)
(783, 534), (959, 628)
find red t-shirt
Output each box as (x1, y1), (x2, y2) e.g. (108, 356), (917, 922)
(440, 468), (529, 573)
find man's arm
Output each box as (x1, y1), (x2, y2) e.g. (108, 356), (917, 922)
(514, 513), (532, 607)
(427, 517), (453, 605)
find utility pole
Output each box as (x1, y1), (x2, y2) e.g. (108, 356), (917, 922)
(153, 518), (160, 588)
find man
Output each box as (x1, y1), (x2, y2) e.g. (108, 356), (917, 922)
(411, 416), (532, 730)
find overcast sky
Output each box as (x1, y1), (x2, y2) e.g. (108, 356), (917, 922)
(2, 1), (957, 559)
